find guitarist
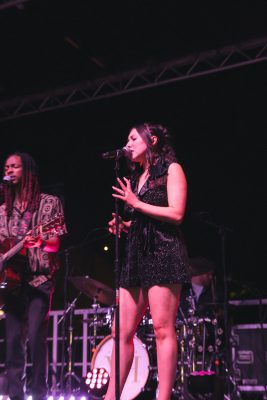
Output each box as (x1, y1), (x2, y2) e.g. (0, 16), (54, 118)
(0, 152), (66, 400)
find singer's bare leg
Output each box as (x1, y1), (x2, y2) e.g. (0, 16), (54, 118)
(149, 284), (181, 400)
(104, 287), (148, 400)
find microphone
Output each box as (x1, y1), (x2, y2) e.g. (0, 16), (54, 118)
(101, 146), (131, 160)
(0, 176), (12, 194)
(3, 176), (12, 183)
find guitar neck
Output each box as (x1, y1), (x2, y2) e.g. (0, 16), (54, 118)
(2, 238), (25, 263)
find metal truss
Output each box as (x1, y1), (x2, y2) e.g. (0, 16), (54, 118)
(0, 36), (267, 121)
(0, 0), (29, 10)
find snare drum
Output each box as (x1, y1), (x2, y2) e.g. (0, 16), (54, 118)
(91, 335), (151, 400)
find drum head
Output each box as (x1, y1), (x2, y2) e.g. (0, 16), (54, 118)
(91, 334), (150, 400)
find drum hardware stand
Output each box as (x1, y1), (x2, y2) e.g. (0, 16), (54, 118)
(186, 292), (199, 374)
(174, 307), (192, 400)
(201, 322), (207, 371)
(180, 323), (187, 386)
(58, 293), (81, 394)
(180, 323), (191, 400)
(90, 298), (101, 353)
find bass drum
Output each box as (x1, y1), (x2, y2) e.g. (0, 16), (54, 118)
(91, 334), (151, 400)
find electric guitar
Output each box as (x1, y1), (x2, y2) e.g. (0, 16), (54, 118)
(0, 213), (65, 307)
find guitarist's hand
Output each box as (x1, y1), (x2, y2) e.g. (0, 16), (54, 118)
(24, 235), (60, 252)
(24, 235), (43, 248)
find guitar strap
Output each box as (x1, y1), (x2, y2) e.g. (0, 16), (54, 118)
(17, 210), (34, 242)
(27, 197), (54, 287)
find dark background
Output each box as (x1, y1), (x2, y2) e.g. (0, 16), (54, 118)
(0, 1), (266, 310)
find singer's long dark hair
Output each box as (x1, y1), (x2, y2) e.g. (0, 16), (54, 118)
(4, 152), (41, 218)
(128, 123), (177, 175)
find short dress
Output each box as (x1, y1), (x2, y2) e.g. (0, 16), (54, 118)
(119, 160), (190, 288)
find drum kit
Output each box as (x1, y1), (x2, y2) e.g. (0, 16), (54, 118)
(68, 276), (224, 399)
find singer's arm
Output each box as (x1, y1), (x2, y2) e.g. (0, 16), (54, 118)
(112, 163), (187, 225)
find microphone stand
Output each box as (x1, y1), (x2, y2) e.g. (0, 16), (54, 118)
(218, 224), (233, 398)
(108, 150), (122, 400)
(196, 213), (233, 398)
(113, 154), (122, 400)
(102, 149), (126, 399)
(59, 248), (70, 393)
(58, 293), (82, 394)
(58, 248), (81, 394)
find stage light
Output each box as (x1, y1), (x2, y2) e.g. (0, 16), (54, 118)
(85, 368), (109, 398)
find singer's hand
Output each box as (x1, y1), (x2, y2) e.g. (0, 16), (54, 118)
(108, 213), (130, 237)
(112, 177), (140, 209)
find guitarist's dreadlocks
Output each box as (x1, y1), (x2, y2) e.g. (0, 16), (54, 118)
(4, 152), (41, 218)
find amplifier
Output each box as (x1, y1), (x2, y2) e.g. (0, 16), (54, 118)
(231, 324), (267, 388)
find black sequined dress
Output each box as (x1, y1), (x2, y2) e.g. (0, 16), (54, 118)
(120, 160), (190, 288)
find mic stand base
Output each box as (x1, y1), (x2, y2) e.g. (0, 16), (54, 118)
(64, 372), (81, 395)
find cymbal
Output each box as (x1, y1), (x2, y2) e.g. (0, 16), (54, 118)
(69, 276), (115, 305)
